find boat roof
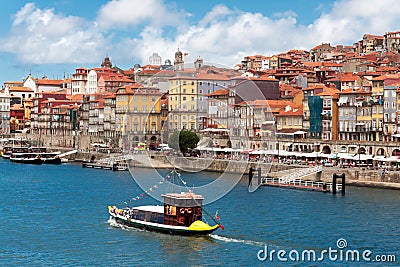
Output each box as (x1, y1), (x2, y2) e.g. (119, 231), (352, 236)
(133, 205), (164, 213)
(162, 192), (204, 200)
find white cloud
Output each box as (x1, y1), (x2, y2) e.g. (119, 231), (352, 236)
(0, 3), (108, 64)
(96, 0), (188, 29)
(3, 0), (400, 71)
(307, 0), (400, 44)
(130, 0), (400, 67)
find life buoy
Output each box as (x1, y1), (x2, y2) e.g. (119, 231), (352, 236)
(178, 217), (184, 224)
(186, 208), (192, 214)
(180, 208), (185, 214)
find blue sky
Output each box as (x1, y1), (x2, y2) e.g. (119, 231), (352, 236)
(1, 0), (400, 83)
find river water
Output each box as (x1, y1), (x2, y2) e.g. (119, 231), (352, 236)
(0, 159), (398, 266)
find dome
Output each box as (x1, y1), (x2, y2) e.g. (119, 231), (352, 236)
(165, 59), (172, 65)
(134, 63), (141, 68)
(175, 50), (183, 58)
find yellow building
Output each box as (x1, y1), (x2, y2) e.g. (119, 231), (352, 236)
(168, 76), (198, 132)
(116, 85), (162, 146)
(371, 75), (384, 141)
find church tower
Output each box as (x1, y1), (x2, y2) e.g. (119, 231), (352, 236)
(194, 56), (203, 69)
(174, 49), (184, 71)
(101, 54), (112, 68)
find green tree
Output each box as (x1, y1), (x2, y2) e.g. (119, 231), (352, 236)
(168, 130), (199, 153)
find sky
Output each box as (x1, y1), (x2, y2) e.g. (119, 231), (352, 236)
(1, 0), (400, 83)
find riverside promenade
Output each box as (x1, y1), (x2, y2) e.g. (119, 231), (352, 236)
(63, 149), (400, 190)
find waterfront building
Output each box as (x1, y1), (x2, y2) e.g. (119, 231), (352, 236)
(302, 84), (327, 138)
(354, 89), (373, 141)
(231, 76), (279, 104)
(0, 92), (11, 134)
(381, 74), (400, 141)
(37, 98), (81, 139)
(51, 104), (79, 147)
(316, 87), (340, 141)
(31, 91), (69, 135)
(337, 87), (372, 141)
(88, 96), (104, 137)
(9, 104), (24, 132)
(371, 75), (385, 141)
(275, 102), (303, 135)
(115, 85), (162, 148)
(196, 71), (231, 130)
(168, 75), (198, 132)
(204, 88), (235, 130)
(103, 94), (117, 142)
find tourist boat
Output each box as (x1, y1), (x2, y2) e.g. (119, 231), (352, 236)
(10, 152), (43, 164)
(82, 160), (128, 171)
(2, 147), (13, 159)
(40, 152), (62, 164)
(112, 161), (129, 171)
(108, 191), (221, 235)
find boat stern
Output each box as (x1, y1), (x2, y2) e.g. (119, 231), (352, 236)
(187, 220), (220, 233)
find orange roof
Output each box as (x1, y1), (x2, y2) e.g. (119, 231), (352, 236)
(10, 104), (24, 110)
(317, 87), (340, 97)
(37, 79), (63, 85)
(339, 88), (371, 95)
(68, 94), (85, 101)
(206, 89), (229, 97)
(9, 86), (33, 92)
(276, 106), (303, 117)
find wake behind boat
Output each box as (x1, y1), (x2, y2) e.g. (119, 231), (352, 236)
(108, 171), (222, 235)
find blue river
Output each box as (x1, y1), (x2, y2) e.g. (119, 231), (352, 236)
(0, 159), (399, 266)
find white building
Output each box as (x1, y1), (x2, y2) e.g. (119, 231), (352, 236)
(0, 92), (11, 134)
(149, 52), (162, 65)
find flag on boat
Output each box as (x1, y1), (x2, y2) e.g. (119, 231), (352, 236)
(215, 210), (220, 221)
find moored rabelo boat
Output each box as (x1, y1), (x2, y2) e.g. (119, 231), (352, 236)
(109, 191), (221, 235)
(10, 152), (43, 164)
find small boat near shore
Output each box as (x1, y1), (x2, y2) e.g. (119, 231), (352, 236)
(10, 152), (43, 164)
(40, 152), (62, 164)
(82, 161), (128, 171)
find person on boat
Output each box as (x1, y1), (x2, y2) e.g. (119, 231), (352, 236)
(111, 205), (117, 214)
